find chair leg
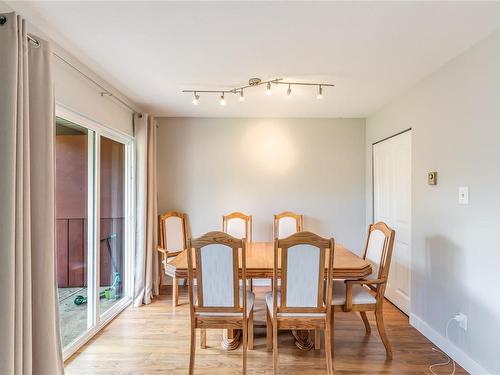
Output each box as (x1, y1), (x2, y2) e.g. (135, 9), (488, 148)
(314, 329), (321, 350)
(248, 309), (254, 350)
(242, 319), (248, 375)
(273, 323), (279, 375)
(360, 311), (371, 334)
(324, 324), (334, 375)
(266, 308), (272, 351)
(172, 275), (179, 308)
(375, 306), (392, 359)
(200, 328), (207, 349)
(330, 310), (335, 369)
(189, 326), (196, 375)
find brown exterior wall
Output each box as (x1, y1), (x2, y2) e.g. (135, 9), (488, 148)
(56, 134), (125, 288)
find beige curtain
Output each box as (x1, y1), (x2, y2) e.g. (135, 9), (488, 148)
(133, 114), (160, 306)
(0, 12), (64, 375)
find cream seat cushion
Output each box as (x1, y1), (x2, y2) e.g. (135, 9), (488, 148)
(265, 292), (325, 318)
(194, 287), (255, 317)
(332, 280), (376, 306)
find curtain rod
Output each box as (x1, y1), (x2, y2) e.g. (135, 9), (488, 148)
(26, 33), (140, 115)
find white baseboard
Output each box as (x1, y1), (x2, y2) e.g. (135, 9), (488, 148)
(410, 313), (490, 375)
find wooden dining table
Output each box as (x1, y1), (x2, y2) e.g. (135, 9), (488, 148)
(165, 241), (372, 350)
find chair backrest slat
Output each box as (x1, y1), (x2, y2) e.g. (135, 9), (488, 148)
(222, 212), (252, 243)
(273, 211), (303, 239)
(274, 232), (334, 315)
(285, 244), (321, 307)
(158, 211), (188, 252)
(188, 231), (246, 315)
(365, 229), (386, 279)
(199, 244), (235, 307)
(362, 222), (396, 295)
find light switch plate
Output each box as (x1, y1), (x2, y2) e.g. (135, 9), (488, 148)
(458, 187), (469, 205)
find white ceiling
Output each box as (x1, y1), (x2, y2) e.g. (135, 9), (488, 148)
(9, 1), (500, 117)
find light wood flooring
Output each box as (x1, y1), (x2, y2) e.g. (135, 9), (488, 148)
(65, 286), (466, 374)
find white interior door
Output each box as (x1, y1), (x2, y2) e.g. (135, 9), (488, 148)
(373, 130), (411, 315)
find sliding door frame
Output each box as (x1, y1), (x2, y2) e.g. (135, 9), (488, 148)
(56, 104), (135, 361)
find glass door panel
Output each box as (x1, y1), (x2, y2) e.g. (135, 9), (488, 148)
(55, 117), (93, 348)
(99, 136), (126, 316)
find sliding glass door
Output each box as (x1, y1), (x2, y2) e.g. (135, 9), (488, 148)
(55, 118), (93, 348)
(99, 136), (126, 317)
(55, 107), (134, 359)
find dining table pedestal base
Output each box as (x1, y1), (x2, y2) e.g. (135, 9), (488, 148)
(222, 329), (242, 351)
(221, 329), (313, 351)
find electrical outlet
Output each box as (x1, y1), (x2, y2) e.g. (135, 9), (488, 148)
(455, 313), (468, 331)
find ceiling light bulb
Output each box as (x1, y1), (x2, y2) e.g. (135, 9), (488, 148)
(220, 93), (226, 106)
(192, 92), (200, 105)
(239, 90), (245, 102)
(266, 82), (272, 95)
(317, 85), (323, 99)
(286, 84), (292, 97)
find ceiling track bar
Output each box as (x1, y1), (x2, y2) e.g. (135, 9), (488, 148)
(275, 82), (335, 87)
(182, 78), (284, 95)
(182, 78), (334, 96)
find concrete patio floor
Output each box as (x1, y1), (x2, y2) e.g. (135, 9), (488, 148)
(58, 287), (121, 348)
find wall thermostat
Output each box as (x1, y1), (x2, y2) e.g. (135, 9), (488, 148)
(428, 172), (437, 185)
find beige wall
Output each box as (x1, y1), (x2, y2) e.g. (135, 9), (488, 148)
(366, 29), (500, 375)
(157, 117), (366, 252)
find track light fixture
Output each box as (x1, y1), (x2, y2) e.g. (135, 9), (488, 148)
(184, 77), (334, 105)
(192, 92), (200, 105)
(317, 85), (323, 99)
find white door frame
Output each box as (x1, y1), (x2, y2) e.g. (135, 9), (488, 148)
(372, 128), (412, 315)
(55, 103), (135, 361)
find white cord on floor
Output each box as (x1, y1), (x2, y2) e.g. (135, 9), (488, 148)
(429, 318), (456, 375)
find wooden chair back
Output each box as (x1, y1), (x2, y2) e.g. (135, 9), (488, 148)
(158, 211), (188, 253)
(187, 231), (247, 316)
(222, 212), (252, 243)
(273, 211), (303, 239)
(273, 232), (334, 316)
(362, 222), (396, 295)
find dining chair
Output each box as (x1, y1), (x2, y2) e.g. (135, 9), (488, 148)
(331, 221), (396, 359)
(157, 211), (189, 307)
(222, 211), (252, 243)
(223, 212), (253, 290)
(187, 231), (254, 375)
(266, 232), (335, 375)
(273, 211), (303, 239)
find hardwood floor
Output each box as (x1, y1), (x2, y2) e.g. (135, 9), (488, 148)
(65, 286), (467, 374)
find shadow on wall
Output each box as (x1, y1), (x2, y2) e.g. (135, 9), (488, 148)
(420, 235), (464, 327)
(418, 235), (500, 374)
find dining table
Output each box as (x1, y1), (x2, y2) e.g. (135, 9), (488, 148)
(165, 241), (372, 351)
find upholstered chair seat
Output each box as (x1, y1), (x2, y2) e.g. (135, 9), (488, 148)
(265, 291), (325, 317)
(194, 287), (255, 317)
(331, 280), (376, 306)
